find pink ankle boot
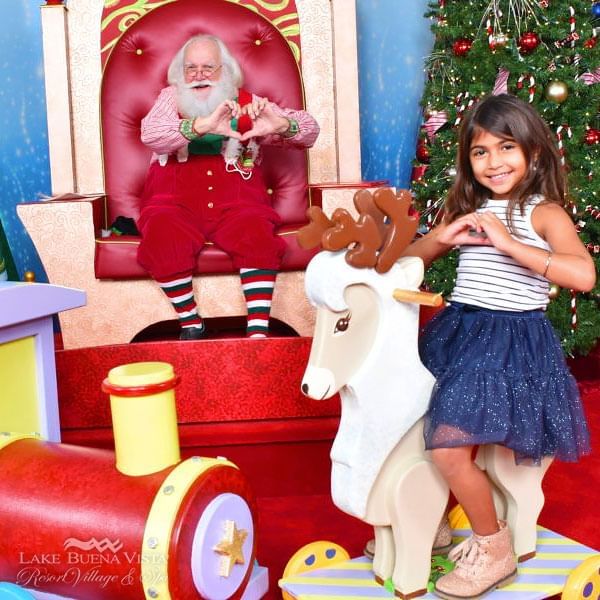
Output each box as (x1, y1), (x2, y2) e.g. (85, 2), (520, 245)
(363, 515), (453, 559)
(434, 520), (517, 600)
(433, 514), (453, 555)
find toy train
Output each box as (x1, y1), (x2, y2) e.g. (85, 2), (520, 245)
(0, 360), (267, 600)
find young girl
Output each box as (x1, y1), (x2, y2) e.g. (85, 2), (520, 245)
(409, 94), (596, 600)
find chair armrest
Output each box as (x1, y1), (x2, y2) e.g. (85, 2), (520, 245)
(308, 180), (389, 215)
(20, 195), (106, 237)
(17, 196), (106, 287)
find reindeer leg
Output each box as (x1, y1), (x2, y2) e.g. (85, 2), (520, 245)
(483, 445), (553, 561)
(387, 459), (448, 599)
(372, 525), (394, 585)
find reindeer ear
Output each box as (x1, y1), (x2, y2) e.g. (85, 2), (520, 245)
(396, 256), (425, 288)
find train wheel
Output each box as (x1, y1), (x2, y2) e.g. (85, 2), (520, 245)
(448, 504), (470, 530)
(562, 555), (600, 600)
(281, 541), (350, 600)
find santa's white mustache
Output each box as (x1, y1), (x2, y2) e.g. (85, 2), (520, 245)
(186, 81), (216, 89)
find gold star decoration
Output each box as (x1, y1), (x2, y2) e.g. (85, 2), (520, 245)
(213, 520), (248, 577)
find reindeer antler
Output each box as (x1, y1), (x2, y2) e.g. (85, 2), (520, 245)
(297, 187), (419, 273)
(297, 206), (334, 249)
(373, 188), (419, 274)
(297, 199), (384, 269)
(322, 209), (382, 268)
(353, 189), (387, 239)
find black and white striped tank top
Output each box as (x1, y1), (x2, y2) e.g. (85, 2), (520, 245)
(448, 196), (551, 311)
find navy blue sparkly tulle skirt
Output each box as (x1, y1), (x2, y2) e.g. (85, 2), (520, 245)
(419, 302), (590, 463)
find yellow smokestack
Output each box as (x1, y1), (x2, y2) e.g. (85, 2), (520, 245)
(104, 361), (181, 476)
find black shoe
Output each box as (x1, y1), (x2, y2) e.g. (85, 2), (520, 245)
(179, 325), (206, 340)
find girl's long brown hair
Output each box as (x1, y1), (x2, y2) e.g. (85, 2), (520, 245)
(445, 94), (566, 233)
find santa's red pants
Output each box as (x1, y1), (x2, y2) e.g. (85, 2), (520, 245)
(137, 154), (286, 280)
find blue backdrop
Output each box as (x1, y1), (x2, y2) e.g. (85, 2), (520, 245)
(0, 0), (433, 282)
(0, 0), (49, 281)
(357, 0), (433, 188)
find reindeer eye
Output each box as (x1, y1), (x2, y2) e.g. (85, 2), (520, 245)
(334, 314), (351, 333)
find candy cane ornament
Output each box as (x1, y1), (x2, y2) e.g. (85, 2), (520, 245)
(454, 92), (475, 126)
(585, 26), (598, 49)
(517, 74), (536, 103)
(556, 124), (573, 169)
(486, 18), (493, 48)
(569, 6), (576, 49)
(426, 199), (433, 229)
(585, 205), (600, 220)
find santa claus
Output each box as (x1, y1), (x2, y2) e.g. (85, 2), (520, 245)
(138, 34), (319, 339)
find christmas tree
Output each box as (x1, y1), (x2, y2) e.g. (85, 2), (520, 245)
(413, 0), (600, 356)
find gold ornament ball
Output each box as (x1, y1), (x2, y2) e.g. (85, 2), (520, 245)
(491, 33), (509, 47)
(548, 284), (560, 300)
(544, 80), (569, 103)
(23, 271), (36, 283)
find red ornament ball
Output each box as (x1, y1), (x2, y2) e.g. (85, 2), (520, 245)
(585, 128), (600, 145)
(411, 164), (428, 182)
(519, 32), (540, 54)
(452, 38), (472, 57)
(416, 140), (431, 164)
(584, 37), (598, 49)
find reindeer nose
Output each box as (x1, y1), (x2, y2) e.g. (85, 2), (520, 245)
(301, 383), (309, 394)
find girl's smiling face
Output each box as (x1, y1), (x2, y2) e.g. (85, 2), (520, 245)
(469, 129), (529, 200)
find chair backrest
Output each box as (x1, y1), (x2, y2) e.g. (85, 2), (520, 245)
(101, 0), (308, 227)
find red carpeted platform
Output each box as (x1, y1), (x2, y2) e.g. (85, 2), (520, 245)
(55, 337), (339, 499)
(54, 338), (600, 599)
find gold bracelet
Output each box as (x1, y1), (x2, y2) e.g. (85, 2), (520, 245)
(542, 251), (553, 278)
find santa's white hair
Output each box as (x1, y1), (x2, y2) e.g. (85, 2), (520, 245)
(169, 35), (243, 118)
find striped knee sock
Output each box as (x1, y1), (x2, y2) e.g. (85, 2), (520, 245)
(156, 274), (203, 330)
(240, 268), (277, 338)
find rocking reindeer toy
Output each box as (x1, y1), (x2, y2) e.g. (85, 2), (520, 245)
(298, 188), (552, 598)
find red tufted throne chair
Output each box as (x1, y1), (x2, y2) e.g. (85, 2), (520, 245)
(19, 0), (379, 349)
(97, 0), (316, 279)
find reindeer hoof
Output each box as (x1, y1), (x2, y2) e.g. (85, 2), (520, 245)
(374, 574), (428, 599)
(518, 550), (536, 562)
(394, 587), (428, 599)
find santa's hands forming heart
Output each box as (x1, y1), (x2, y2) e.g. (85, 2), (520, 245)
(193, 100), (242, 139)
(239, 98), (290, 141)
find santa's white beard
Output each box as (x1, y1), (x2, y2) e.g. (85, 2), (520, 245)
(176, 77), (238, 119)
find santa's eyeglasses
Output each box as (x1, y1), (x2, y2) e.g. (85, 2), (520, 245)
(184, 64), (222, 78)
